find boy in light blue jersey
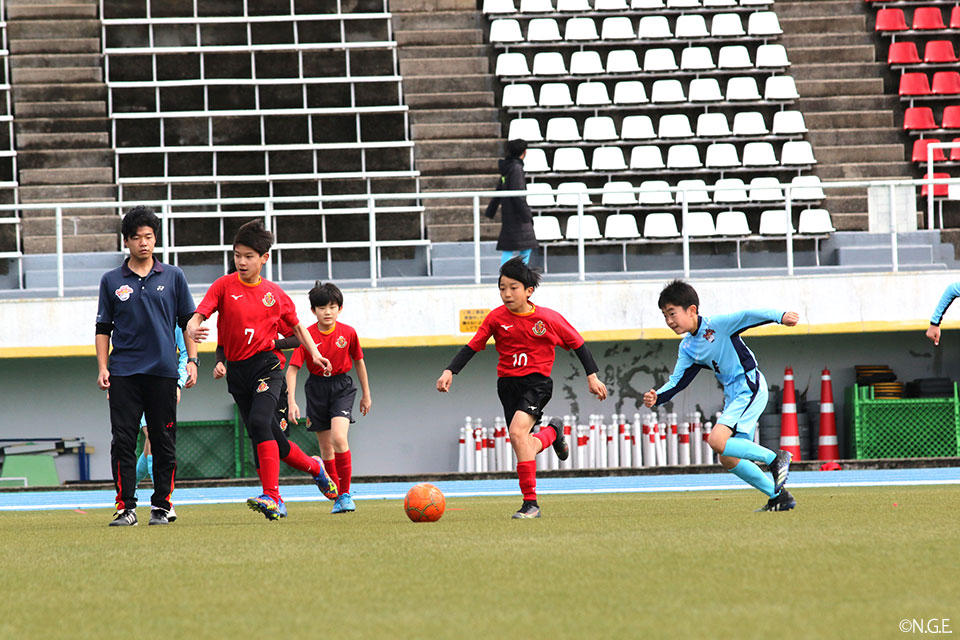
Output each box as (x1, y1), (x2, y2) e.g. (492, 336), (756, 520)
(643, 280), (799, 512)
(925, 282), (960, 346)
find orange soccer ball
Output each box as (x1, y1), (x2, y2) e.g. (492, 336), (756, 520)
(404, 483), (445, 522)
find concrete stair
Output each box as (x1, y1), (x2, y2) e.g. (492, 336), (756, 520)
(7, 0), (117, 254)
(392, 0), (503, 243)
(779, 0), (912, 231)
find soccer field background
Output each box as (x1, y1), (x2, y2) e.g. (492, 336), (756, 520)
(3, 328), (960, 481)
(1, 486), (956, 640)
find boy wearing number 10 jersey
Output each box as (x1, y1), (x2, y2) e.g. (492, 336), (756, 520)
(186, 220), (339, 521)
(436, 258), (607, 519)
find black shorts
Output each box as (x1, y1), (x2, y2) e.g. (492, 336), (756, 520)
(304, 373), (357, 432)
(497, 373), (553, 425)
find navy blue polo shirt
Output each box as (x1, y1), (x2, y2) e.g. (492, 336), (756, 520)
(96, 258), (196, 378)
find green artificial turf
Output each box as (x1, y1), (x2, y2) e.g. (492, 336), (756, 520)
(1, 486), (957, 640)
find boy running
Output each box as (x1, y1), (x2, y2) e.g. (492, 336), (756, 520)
(643, 280), (798, 512)
(925, 281), (960, 345)
(186, 220), (339, 520)
(286, 282), (372, 514)
(436, 258), (607, 519)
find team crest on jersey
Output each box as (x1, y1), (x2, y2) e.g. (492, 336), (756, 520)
(703, 329), (716, 343)
(256, 380), (269, 393)
(279, 418), (288, 431)
(336, 335), (347, 348)
(262, 292), (276, 307)
(531, 320), (547, 336)
(306, 417), (312, 428)
(115, 284), (133, 301)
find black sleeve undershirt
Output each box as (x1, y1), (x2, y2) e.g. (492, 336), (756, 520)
(274, 336), (301, 350)
(574, 344), (599, 376)
(446, 345), (478, 374)
(95, 322), (113, 336)
(216, 345), (225, 365)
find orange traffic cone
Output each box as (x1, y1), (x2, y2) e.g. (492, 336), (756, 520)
(818, 368), (840, 460)
(780, 366), (802, 460)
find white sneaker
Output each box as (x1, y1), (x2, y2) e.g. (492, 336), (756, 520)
(167, 506), (177, 522)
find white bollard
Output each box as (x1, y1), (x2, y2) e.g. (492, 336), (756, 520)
(691, 412), (702, 465)
(473, 426), (484, 472)
(575, 424), (587, 469)
(598, 421), (608, 468)
(652, 417), (664, 467)
(493, 416), (504, 472)
(678, 422), (691, 466)
(702, 420), (714, 465)
(588, 415), (597, 469)
(561, 415), (574, 470)
(608, 413), (619, 468)
(667, 413), (678, 466)
(632, 413), (643, 468)
(458, 420), (469, 473)
(641, 415), (655, 467)
(486, 427), (497, 472)
(618, 414), (630, 468)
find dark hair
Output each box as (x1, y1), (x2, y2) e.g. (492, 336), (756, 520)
(658, 279), (699, 310)
(121, 206), (160, 240)
(506, 139), (527, 159)
(499, 256), (541, 290)
(309, 281), (344, 309)
(233, 219), (273, 256)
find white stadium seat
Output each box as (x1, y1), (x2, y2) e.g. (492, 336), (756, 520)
(668, 0), (701, 7)
(675, 179), (711, 203)
(667, 144), (703, 169)
(524, 148), (550, 172)
(614, 81), (648, 104)
(496, 53), (530, 77)
(538, 82), (574, 106)
(602, 182), (638, 205)
(781, 141), (816, 165)
(546, 117), (581, 141)
(595, 0), (629, 9)
(705, 143), (740, 167)
(726, 76), (761, 101)
(638, 16), (672, 39)
(601, 17), (636, 40)
(583, 116), (618, 141)
(558, 0), (591, 8)
(689, 77), (723, 102)
(772, 110), (807, 135)
(718, 45), (752, 69)
(621, 115), (656, 139)
(715, 210), (751, 235)
(630, 145), (666, 169)
(742, 142), (778, 166)
(527, 18), (562, 42)
(520, 0), (554, 11)
(483, 0), (517, 13)
(684, 210), (717, 236)
(604, 213), (641, 238)
(508, 118), (543, 141)
(592, 146), (628, 171)
(503, 83), (536, 107)
(756, 44), (790, 68)
(704, 0), (736, 6)
(532, 52), (567, 75)
(749, 176), (785, 201)
(553, 147), (590, 171)
(637, 180), (673, 204)
(565, 17), (600, 41)
(565, 214), (602, 239)
(576, 82), (612, 106)
(658, 113), (694, 138)
(632, 0), (664, 6)
(790, 175), (826, 200)
(644, 48), (678, 72)
(557, 181), (592, 205)
(697, 113), (732, 137)
(713, 178), (748, 203)
(732, 111), (769, 135)
(681, 47), (716, 71)
(748, 11), (782, 36)
(490, 19), (524, 43)
(643, 212), (681, 238)
(533, 215), (563, 240)
(711, 13), (745, 37)
(675, 14), (709, 38)
(606, 49), (641, 74)
(527, 183), (556, 207)
(765, 76), (800, 101)
(759, 209), (795, 235)
(523, 148), (550, 172)
(798, 209), (836, 234)
(570, 50), (604, 75)
(651, 79), (686, 103)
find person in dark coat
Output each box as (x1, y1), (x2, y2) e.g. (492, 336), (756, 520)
(485, 139), (539, 265)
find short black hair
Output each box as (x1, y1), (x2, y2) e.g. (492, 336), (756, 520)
(309, 281), (343, 309)
(234, 219), (273, 256)
(121, 206), (160, 240)
(658, 279), (699, 310)
(499, 257), (541, 290)
(506, 139), (527, 159)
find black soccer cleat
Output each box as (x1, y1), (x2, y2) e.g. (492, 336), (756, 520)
(512, 500), (541, 519)
(109, 509), (138, 527)
(755, 490), (796, 512)
(768, 449), (792, 495)
(148, 508), (170, 526)
(547, 417), (569, 461)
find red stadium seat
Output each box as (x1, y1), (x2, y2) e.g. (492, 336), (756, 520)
(899, 72), (932, 96)
(951, 6), (960, 29)
(942, 106), (960, 130)
(904, 107), (937, 130)
(912, 7), (946, 30)
(922, 172), (950, 197)
(932, 71), (960, 95)
(924, 40), (958, 64)
(912, 138), (947, 162)
(875, 8), (907, 31)
(951, 139), (960, 161)
(888, 41), (921, 64)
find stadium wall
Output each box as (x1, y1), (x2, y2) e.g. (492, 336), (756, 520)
(2, 271), (959, 481)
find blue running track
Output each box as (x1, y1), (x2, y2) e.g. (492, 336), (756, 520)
(1, 467), (959, 512)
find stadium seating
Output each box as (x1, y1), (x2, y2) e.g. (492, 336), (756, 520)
(888, 41), (922, 65)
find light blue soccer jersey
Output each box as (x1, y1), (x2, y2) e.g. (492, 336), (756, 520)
(655, 310), (785, 407)
(930, 282), (960, 325)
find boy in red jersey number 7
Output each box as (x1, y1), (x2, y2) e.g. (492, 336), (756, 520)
(437, 258), (607, 519)
(185, 220), (339, 521)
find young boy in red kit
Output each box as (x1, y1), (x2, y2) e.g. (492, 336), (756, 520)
(286, 282), (372, 514)
(436, 258), (607, 519)
(186, 220), (339, 520)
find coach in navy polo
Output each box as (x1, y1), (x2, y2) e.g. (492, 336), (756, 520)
(96, 206), (198, 527)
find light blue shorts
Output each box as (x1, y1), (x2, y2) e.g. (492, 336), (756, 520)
(718, 371), (767, 440)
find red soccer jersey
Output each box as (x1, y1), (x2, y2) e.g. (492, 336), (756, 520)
(196, 273), (300, 363)
(467, 304), (585, 378)
(289, 321), (363, 377)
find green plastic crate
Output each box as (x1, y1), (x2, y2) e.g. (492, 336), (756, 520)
(847, 384), (960, 459)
